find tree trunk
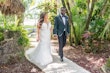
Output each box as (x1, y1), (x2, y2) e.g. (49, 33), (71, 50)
(85, 0), (95, 30)
(99, 0), (108, 17)
(61, 0), (75, 46)
(61, 0), (66, 8)
(66, 1), (75, 46)
(15, 14), (24, 26)
(87, 0), (90, 13)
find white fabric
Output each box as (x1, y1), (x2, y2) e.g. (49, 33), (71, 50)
(60, 14), (66, 25)
(26, 22), (53, 66)
(60, 14), (66, 31)
(62, 17), (66, 25)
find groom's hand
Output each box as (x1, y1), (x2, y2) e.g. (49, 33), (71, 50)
(67, 34), (70, 39)
(54, 34), (58, 39)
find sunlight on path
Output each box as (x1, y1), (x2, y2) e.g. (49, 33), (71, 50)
(25, 48), (91, 73)
(25, 33), (91, 73)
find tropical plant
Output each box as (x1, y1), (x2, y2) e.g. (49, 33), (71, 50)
(99, 21), (110, 40)
(17, 26), (29, 47)
(0, 32), (4, 42)
(105, 58), (110, 69)
(0, 0), (25, 15)
(71, 7), (86, 45)
(37, 0), (57, 25)
(89, 18), (106, 40)
(62, 0), (87, 45)
(0, 16), (29, 47)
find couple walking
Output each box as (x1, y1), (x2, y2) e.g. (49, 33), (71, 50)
(26, 7), (70, 66)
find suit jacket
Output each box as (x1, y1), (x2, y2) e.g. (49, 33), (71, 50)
(53, 15), (70, 36)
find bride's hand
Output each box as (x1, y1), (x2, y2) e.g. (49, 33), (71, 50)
(37, 38), (40, 42)
(37, 37), (40, 42)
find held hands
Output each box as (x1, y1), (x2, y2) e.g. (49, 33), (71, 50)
(54, 34), (58, 39)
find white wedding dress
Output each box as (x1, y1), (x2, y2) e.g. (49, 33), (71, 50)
(25, 22), (53, 66)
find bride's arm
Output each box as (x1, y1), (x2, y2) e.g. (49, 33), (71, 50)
(50, 27), (53, 33)
(37, 23), (40, 41)
(50, 22), (53, 34)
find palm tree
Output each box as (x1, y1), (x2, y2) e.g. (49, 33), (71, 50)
(0, 0), (25, 15)
(85, 0), (95, 30)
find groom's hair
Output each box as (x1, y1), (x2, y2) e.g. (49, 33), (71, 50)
(61, 7), (66, 10)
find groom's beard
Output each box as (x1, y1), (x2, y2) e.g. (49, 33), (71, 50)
(61, 13), (65, 16)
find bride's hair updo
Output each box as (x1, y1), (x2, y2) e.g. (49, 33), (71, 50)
(38, 12), (48, 28)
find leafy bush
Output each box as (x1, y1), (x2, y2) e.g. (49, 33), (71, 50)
(0, 32), (4, 42)
(4, 24), (17, 31)
(89, 18), (106, 40)
(17, 26), (29, 47)
(37, 1), (57, 25)
(18, 36), (29, 47)
(106, 58), (110, 68)
(0, 23), (29, 47)
(99, 22), (110, 40)
(0, 26), (4, 32)
(0, 26), (4, 42)
(71, 6), (86, 45)
(101, 58), (110, 73)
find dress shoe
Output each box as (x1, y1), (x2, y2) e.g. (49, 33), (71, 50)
(60, 57), (63, 62)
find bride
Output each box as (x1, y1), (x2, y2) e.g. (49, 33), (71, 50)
(26, 12), (53, 66)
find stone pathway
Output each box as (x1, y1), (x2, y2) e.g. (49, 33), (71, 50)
(25, 33), (91, 73)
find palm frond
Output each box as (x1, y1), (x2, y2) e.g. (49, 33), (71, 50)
(99, 21), (110, 39)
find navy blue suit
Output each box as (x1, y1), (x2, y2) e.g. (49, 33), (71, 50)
(53, 15), (70, 58)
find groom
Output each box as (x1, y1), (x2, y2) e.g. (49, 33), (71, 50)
(53, 7), (70, 62)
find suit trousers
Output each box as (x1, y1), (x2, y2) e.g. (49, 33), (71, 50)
(58, 31), (66, 58)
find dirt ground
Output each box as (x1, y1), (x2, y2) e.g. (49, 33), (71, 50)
(52, 40), (110, 73)
(64, 46), (108, 73)
(0, 40), (110, 73)
(0, 58), (43, 73)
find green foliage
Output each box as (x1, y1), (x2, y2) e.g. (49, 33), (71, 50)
(0, 0), (5, 3)
(0, 23), (29, 47)
(0, 26), (4, 42)
(89, 0), (110, 40)
(0, 32), (4, 42)
(0, 25), (4, 32)
(17, 26), (29, 47)
(106, 58), (110, 68)
(71, 2), (86, 45)
(90, 18), (106, 39)
(2, 15), (15, 26)
(5, 24), (17, 31)
(76, 0), (86, 10)
(18, 36), (29, 47)
(37, 1), (57, 25)
(72, 21), (85, 45)
(99, 22), (110, 40)
(0, 13), (29, 47)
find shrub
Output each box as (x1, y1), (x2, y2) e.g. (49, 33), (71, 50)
(0, 32), (4, 42)
(0, 24), (29, 47)
(17, 26), (29, 47)
(106, 58), (110, 68)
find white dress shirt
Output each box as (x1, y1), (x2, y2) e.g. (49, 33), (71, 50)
(61, 14), (66, 25)
(54, 14), (66, 37)
(60, 14), (66, 31)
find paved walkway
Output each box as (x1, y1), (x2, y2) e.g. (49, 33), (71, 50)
(25, 33), (91, 73)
